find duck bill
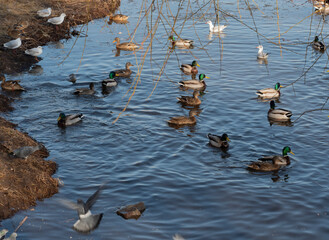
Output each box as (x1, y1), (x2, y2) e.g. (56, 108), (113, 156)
(57, 116), (61, 121)
(227, 137), (230, 142)
(290, 150), (295, 155)
(197, 63), (200, 67)
(112, 40), (116, 43)
(205, 76), (210, 79)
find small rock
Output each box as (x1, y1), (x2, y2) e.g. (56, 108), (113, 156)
(116, 202), (145, 220)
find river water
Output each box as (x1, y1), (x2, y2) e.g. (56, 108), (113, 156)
(1, 0), (329, 239)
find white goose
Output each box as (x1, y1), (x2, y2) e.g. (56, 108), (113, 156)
(206, 20), (227, 33)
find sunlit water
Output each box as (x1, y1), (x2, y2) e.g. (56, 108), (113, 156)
(1, 0), (329, 239)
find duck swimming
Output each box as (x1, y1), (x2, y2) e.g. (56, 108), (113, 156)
(167, 110), (197, 126)
(208, 133), (230, 148)
(102, 72), (118, 87)
(1, 74), (25, 91)
(256, 82), (281, 99)
(113, 37), (139, 51)
(312, 36), (326, 51)
(179, 74), (209, 90)
(168, 35), (194, 48)
(74, 83), (95, 95)
(113, 62), (134, 77)
(257, 146), (294, 166)
(109, 13), (129, 21)
(176, 91), (201, 106)
(57, 113), (84, 127)
(268, 101), (292, 121)
(180, 60), (200, 75)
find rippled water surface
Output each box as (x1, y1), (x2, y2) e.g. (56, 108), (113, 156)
(1, 0), (329, 239)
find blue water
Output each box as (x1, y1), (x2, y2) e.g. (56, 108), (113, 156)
(1, 0), (329, 239)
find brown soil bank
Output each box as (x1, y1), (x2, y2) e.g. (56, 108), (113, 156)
(0, 0), (121, 74)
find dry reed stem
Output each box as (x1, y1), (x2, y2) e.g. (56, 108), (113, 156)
(14, 216), (28, 232)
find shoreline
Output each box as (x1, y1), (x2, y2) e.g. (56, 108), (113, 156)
(0, 0), (121, 220)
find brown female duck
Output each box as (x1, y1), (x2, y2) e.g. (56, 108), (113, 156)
(113, 37), (139, 51)
(109, 13), (129, 21)
(114, 62), (134, 77)
(167, 110), (197, 126)
(176, 91), (201, 106)
(1, 74), (25, 91)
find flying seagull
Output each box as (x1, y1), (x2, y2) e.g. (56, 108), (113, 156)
(59, 183), (106, 233)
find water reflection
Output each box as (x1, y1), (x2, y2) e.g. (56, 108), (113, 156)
(28, 65), (43, 75)
(268, 118), (293, 127)
(207, 32), (227, 40)
(257, 58), (268, 65)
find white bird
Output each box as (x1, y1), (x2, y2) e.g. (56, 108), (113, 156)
(173, 234), (185, 240)
(37, 8), (52, 17)
(256, 45), (268, 59)
(3, 38), (21, 49)
(25, 46), (43, 60)
(47, 13), (66, 25)
(206, 20), (227, 33)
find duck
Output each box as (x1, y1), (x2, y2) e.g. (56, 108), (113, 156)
(168, 35), (194, 48)
(257, 146), (294, 166)
(57, 112), (84, 127)
(73, 83), (95, 95)
(1, 74), (25, 91)
(179, 74), (209, 90)
(102, 72), (118, 87)
(167, 110), (197, 126)
(176, 91), (201, 106)
(180, 60), (200, 75)
(207, 133), (230, 148)
(247, 158), (284, 172)
(256, 45), (268, 59)
(312, 36), (326, 51)
(206, 20), (227, 33)
(256, 82), (281, 99)
(109, 13), (129, 21)
(3, 38), (21, 49)
(37, 8), (52, 17)
(113, 62), (134, 77)
(268, 101), (292, 120)
(25, 46), (43, 61)
(113, 37), (139, 51)
(11, 143), (43, 159)
(48, 13), (66, 25)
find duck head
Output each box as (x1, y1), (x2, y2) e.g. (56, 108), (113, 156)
(274, 82), (281, 90)
(199, 73), (209, 81)
(282, 146), (294, 156)
(192, 60), (200, 67)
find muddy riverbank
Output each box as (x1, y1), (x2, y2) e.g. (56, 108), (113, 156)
(0, 0), (121, 220)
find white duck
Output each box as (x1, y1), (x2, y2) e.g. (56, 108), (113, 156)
(206, 20), (227, 33)
(3, 38), (21, 49)
(256, 45), (268, 59)
(48, 13), (66, 25)
(37, 8), (52, 17)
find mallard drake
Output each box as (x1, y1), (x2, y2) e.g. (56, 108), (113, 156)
(74, 83), (95, 95)
(176, 91), (201, 106)
(167, 110), (197, 126)
(206, 20), (227, 33)
(57, 112), (84, 127)
(256, 82), (281, 99)
(1, 74), (25, 91)
(256, 45), (268, 59)
(312, 36), (326, 51)
(113, 37), (139, 51)
(180, 60), (200, 75)
(179, 74), (209, 90)
(268, 101), (292, 120)
(247, 158), (283, 172)
(109, 13), (129, 21)
(257, 146), (294, 166)
(208, 133), (230, 148)
(102, 72), (118, 87)
(168, 35), (194, 48)
(113, 62), (134, 77)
